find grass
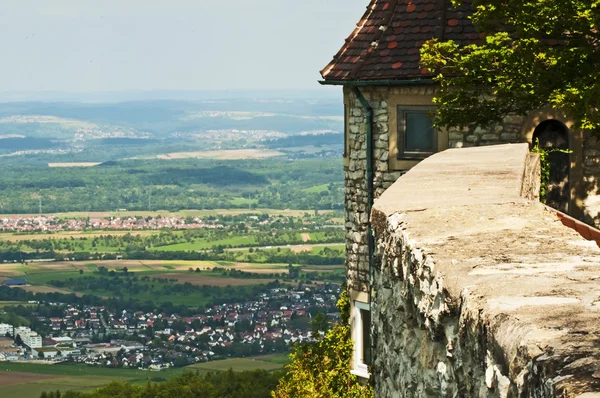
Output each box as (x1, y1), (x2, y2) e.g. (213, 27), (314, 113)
(302, 184), (330, 194)
(85, 264), (98, 271)
(48, 162), (101, 168)
(21, 268), (279, 307)
(0, 301), (36, 308)
(0, 362), (189, 398)
(229, 197), (259, 206)
(155, 149), (284, 160)
(188, 358), (284, 372)
(0, 362), (185, 378)
(3, 209), (328, 219)
(153, 235), (257, 251)
(254, 353), (291, 365)
(0, 375), (127, 398)
(311, 244), (345, 253)
(0, 356), (286, 397)
(23, 272), (86, 286)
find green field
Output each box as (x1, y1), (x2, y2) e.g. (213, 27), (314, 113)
(153, 235), (257, 251)
(0, 301), (36, 308)
(0, 363), (186, 398)
(311, 244), (345, 253)
(0, 362), (185, 378)
(229, 197), (259, 206)
(0, 356), (288, 398)
(302, 184), (330, 194)
(253, 353), (292, 365)
(1, 375), (132, 398)
(19, 267), (283, 307)
(188, 358), (285, 372)
(23, 271), (89, 286)
(6, 209), (328, 219)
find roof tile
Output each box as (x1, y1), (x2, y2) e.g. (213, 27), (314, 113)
(321, 0), (477, 81)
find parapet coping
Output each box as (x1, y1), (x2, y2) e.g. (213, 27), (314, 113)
(372, 143), (600, 395)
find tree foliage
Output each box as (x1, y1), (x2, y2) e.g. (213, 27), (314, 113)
(40, 370), (283, 398)
(420, 0), (600, 131)
(272, 289), (373, 398)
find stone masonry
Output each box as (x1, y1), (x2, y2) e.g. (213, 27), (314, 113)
(344, 85), (522, 294)
(370, 144), (600, 397)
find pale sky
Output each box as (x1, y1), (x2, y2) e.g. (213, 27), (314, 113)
(0, 0), (366, 93)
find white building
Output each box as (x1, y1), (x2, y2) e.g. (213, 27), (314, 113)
(0, 323), (12, 337)
(14, 326), (42, 349)
(31, 347), (59, 359)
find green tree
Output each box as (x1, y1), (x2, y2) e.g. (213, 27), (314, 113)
(420, 0), (600, 131)
(272, 289), (373, 398)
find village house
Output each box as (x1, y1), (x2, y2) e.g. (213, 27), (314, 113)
(321, 0), (600, 393)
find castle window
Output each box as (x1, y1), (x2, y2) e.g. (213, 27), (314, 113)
(397, 106), (437, 159)
(351, 301), (371, 378)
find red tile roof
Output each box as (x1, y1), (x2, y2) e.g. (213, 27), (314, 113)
(320, 0), (478, 81)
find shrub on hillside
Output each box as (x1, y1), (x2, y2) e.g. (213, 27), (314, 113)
(40, 369), (284, 398)
(271, 289), (373, 398)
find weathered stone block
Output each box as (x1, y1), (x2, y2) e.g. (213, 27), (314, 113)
(481, 133), (499, 140)
(500, 132), (519, 141)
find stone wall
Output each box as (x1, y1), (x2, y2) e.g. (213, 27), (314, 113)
(446, 115), (524, 149)
(369, 144), (600, 398)
(344, 86), (401, 294)
(583, 134), (600, 227)
(343, 86), (521, 294)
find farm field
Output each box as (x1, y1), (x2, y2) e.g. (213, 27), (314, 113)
(0, 361), (184, 378)
(0, 375), (129, 398)
(302, 183), (330, 194)
(2, 208), (331, 219)
(20, 285), (80, 295)
(226, 242), (344, 253)
(0, 355), (288, 397)
(0, 362), (188, 398)
(0, 301), (36, 308)
(152, 235), (258, 251)
(48, 162), (102, 167)
(156, 149), (284, 160)
(0, 370), (59, 386)
(3, 260), (289, 276)
(1, 261), (291, 307)
(0, 230), (158, 242)
(252, 353), (292, 365)
(0, 258), (341, 286)
(188, 357), (284, 372)
(155, 273), (276, 286)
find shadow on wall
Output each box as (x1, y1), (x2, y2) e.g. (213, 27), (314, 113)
(532, 119), (570, 213)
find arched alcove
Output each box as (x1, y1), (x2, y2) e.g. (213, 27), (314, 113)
(532, 120), (570, 213)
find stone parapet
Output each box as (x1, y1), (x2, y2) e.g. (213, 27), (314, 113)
(370, 144), (600, 397)
(343, 86), (524, 294)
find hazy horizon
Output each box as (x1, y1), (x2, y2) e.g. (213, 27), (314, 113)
(0, 0), (366, 98)
(0, 87), (343, 103)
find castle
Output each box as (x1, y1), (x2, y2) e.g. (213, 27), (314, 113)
(320, 1), (600, 396)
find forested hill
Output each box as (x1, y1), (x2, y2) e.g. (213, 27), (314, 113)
(0, 158), (343, 213)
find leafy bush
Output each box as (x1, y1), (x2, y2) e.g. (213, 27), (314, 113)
(41, 369), (284, 398)
(272, 289), (373, 398)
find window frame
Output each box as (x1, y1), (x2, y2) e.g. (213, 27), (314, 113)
(397, 105), (437, 160)
(350, 300), (371, 379)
